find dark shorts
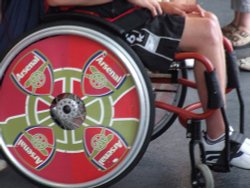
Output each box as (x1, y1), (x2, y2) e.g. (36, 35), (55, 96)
(48, 4), (185, 72)
(123, 12), (185, 72)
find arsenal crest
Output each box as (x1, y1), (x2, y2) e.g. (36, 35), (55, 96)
(83, 126), (129, 171)
(13, 126), (55, 170)
(11, 50), (54, 96)
(82, 50), (127, 97)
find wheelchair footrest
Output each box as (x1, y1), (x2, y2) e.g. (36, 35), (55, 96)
(207, 148), (231, 173)
(206, 132), (247, 173)
(208, 163), (230, 172)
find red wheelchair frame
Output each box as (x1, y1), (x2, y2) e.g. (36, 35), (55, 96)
(156, 37), (245, 186)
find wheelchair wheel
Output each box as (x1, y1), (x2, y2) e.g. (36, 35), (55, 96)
(192, 164), (214, 188)
(0, 20), (154, 188)
(150, 63), (187, 140)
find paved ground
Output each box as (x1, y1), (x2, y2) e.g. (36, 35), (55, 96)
(1, 0), (250, 188)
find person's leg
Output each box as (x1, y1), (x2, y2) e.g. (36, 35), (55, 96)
(232, 0), (250, 30)
(230, 0), (241, 26)
(177, 12), (250, 169)
(231, 0), (243, 26)
(178, 12), (226, 139)
(222, 0), (240, 36)
(237, 0), (250, 30)
(230, 11), (240, 26)
(228, 0), (250, 47)
(175, 11), (250, 169)
(238, 12), (250, 31)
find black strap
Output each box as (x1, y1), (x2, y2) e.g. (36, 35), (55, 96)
(226, 51), (240, 89)
(204, 70), (224, 109)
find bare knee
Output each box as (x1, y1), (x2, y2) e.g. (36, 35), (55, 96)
(205, 12), (223, 37)
(205, 11), (219, 24)
(180, 15), (223, 51)
(200, 17), (223, 47)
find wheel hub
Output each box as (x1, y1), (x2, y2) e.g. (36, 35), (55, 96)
(50, 93), (86, 130)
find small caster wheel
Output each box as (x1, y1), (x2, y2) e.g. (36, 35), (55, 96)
(191, 164), (214, 188)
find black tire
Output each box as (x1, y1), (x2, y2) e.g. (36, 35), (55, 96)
(0, 19), (154, 188)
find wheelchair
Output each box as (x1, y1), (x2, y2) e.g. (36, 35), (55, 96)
(0, 12), (245, 188)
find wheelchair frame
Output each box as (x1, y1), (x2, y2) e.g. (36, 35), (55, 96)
(0, 13), (245, 188)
